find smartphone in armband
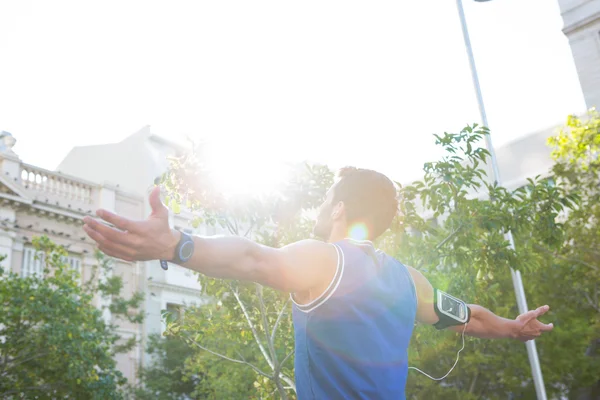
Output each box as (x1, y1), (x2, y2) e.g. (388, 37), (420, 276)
(433, 289), (471, 330)
(409, 289), (471, 380)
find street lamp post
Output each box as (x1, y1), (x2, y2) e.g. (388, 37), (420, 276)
(455, 0), (548, 399)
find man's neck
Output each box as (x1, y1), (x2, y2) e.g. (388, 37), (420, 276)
(327, 226), (348, 243)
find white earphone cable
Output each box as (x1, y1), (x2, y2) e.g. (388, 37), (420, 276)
(408, 322), (468, 381)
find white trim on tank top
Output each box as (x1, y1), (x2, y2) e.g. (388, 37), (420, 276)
(290, 243), (345, 313)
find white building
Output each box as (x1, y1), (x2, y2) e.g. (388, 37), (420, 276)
(0, 131), (146, 382)
(0, 127), (219, 384)
(557, 0), (600, 110)
(56, 126), (220, 370)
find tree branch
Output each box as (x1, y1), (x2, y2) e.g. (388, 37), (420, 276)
(1, 384), (56, 397)
(271, 298), (291, 344)
(182, 333), (272, 379)
(222, 216), (238, 236)
(1, 352), (50, 373)
(435, 224), (464, 250)
(572, 244), (600, 258)
(280, 373), (296, 392)
(229, 285), (275, 371)
(256, 285), (289, 400)
(233, 350), (274, 379)
(1, 318), (23, 373)
(243, 221), (255, 238)
(256, 285), (277, 363)
(469, 370), (479, 394)
(583, 291), (600, 313)
(534, 244), (599, 272)
(280, 349), (295, 369)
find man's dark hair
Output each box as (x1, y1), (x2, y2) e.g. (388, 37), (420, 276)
(332, 167), (398, 240)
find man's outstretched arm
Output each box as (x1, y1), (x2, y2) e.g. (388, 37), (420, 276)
(175, 235), (337, 293)
(449, 304), (553, 341)
(82, 186), (337, 294)
(407, 266), (554, 342)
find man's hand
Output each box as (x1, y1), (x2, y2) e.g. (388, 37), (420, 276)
(82, 186), (180, 262)
(513, 305), (554, 342)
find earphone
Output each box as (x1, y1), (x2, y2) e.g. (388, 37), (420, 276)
(408, 322), (468, 380)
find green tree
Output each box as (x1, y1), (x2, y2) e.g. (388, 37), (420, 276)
(390, 124), (596, 399)
(130, 333), (198, 400)
(546, 109), (600, 398)
(0, 236), (144, 399)
(158, 155), (333, 399)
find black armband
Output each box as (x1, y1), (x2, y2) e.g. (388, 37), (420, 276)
(433, 288), (471, 330)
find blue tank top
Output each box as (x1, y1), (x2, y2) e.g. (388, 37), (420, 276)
(291, 239), (418, 400)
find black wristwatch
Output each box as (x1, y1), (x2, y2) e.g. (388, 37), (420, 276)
(160, 231), (195, 270)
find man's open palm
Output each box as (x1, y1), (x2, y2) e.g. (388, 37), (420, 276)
(83, 186), (178, 262)
(514, 305), (554, 342)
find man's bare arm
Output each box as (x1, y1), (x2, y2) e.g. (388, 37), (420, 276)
(450, 304), (553, 341)
(407, 266), (553, 341)
(177, 235), (338, 293)
(82, 186), (337, 293)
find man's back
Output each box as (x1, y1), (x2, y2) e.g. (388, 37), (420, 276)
(292, 239), (418, 400)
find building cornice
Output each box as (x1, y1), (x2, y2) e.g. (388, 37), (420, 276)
(563, 9), (600, 35)
(148, 280), (204, 298)
(0, 192), (32, 206)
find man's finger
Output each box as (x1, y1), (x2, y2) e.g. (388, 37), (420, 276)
(534, 305), (550, 318)
(83, 217), (131, 246)
(539, 322), (554, 332)
(83, 223), (107, 246)
(83, 224), (137, 261)
(522, 305), (550, 322)
(519, 309), (538, 323)
(98, 244), (135, 262)
(149, 186), (168, 218)
(95, 209), (135, 232)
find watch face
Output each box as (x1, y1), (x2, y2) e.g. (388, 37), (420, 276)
(180, 241), (194, 260)
(441, 295), (466, 320)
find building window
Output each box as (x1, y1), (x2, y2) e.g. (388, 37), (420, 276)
(22, 247), (45, 278)
(62, 255), (82, 282)
(21, 247), (82, 282)
(166, 303), (184, 322)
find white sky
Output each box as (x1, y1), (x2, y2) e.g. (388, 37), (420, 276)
(0, 0), (587, 190)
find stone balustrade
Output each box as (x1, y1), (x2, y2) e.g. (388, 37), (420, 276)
(20, 163), (99, 211)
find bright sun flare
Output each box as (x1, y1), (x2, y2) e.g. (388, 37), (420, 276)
(203, 141), (288, 199)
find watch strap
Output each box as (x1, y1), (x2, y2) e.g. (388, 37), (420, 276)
(160, 231), (194, 270)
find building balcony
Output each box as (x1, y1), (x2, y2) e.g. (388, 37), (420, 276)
(20, 162), (100, 215)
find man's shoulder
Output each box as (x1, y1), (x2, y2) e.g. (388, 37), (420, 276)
(279, 238), (333, 254)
